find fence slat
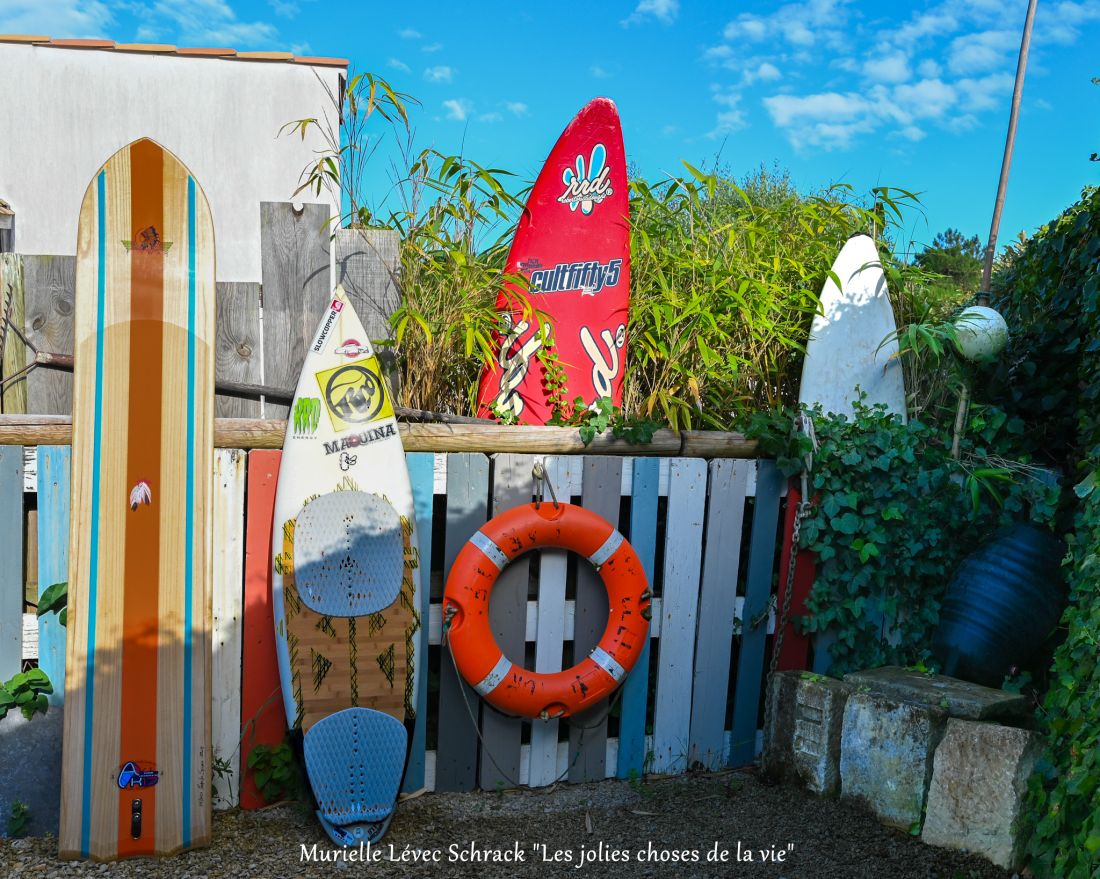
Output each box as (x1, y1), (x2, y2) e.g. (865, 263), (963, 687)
(211, 449), (246, 809)
(729, 459), (784, 767)
(480, 453), (533, 790)
(569, 456), (622, 783)
(334, 228), (400, 353)
(0, 446), (23, 678)
(528, 457), (579, 787)
(402, 452), (435, 793)
(22, 254), (76, 415)
(651, 458), (707, 774)
(239, 450), (287, 809)
(259, 202), (331, 420)
(617, 456), (660, 778)
(36, 446), (69, 703)
(1, 254), (27, 414)
(776, 479), (814, 671)
(435, 453), (489, 792)
(214, 282), (262, 418)
(688, 459), (750, 770)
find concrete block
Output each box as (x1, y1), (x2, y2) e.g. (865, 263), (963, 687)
(764, 670), (852, 795)
(844, 666), (1028, 721)
(922, 719), (1040, 870)
(0, 706), (62, 836)
(840, 693), (947, 830)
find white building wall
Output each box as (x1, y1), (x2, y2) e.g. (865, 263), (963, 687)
(0, 44), (343, 281)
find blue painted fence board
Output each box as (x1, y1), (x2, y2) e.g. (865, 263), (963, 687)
(37, 446), (70, 705)
(616, 456), (659, 778)
(403, 452), (435, 793)
(729, 460), (784, 767)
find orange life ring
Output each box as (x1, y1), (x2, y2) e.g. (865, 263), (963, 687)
(442, 502), (651, 719)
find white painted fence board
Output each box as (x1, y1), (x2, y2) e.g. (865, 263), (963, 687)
(528, 457), (579, 787)
(650, 458), (708, 774)
(689, 459), (750, 770)
(211, 448), (246, 809)
(22, 612), (37, 661)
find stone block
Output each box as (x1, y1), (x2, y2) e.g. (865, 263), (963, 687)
(840, 693), (947, 830)
(844, 666), (1028, 721)
(0, 706), (63, 837)
(764, 671), (852, 796)
(922, 719), (1040, 870)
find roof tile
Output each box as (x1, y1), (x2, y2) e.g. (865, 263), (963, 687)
(49, 38), (116, 48)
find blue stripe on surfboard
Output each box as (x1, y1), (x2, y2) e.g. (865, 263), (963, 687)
(617, 457), (659, 779)
(182, 176), (197, 846)
(81, 170), (107, 858)
(402, 453), (434, 793)
(38, 446), (70, 706)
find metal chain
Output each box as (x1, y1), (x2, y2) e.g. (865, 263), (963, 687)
(761, 413), (816, 762)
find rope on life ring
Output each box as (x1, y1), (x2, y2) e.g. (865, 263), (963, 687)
(442, 502), (652, 720)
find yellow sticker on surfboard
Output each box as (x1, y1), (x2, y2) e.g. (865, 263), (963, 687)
(315, 357), (395, 431)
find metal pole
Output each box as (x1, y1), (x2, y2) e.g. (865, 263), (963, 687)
(978, 0), (1038, 303)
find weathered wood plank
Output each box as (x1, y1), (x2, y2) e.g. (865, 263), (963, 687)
(528, 456), (579, 787)
(617, 456), (660, 778)
(22, 254), (75, 415)
(211, 449), (246, 809)
(0, 446), (23, 678)
(258, 202), (331, 420)
(729, 459), (784, 767)
(334, 228), (400, 396)
(650, 458), (707, 774)
(0, 415), (759, 457)
(402, 452), (435, 793)
(36, 446), (69, 704)
(1, 254), (27, 414)
(688, 459), (750, 770)
(239, 450), (286, 809)
(434, 453), (489, 792)
(480, 453), (533, 790)
(568, 456), (623, 783)
(214, 282), (262, 418)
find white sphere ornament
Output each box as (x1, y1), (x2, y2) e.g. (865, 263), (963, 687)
(955, 306), (1009, 362)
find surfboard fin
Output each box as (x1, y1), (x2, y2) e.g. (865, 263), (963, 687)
(303, 707), (408, 846)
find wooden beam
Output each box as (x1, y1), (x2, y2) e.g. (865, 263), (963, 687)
(0, 415), (760, 456)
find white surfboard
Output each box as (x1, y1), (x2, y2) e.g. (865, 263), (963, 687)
(800, 233), (907, 421)
(271, 285), (420, 845)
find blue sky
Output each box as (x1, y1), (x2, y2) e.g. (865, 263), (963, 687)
(4, 0), (1099, 254)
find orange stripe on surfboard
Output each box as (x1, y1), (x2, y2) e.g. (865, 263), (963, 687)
(117, 138), (163, 856)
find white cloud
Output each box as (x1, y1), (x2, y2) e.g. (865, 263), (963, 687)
(269, 0), (298, 18)
(506, 101), (529, 116)
(591, 65), (611, 78)
(399, 27), (422, 39)
(864, 51), (911, 84)
(744, 61), (782, 84)
(947, 28), (1017, 75)
(918, 58), (943, 78)
(478, 112), (502, 123)
(956, 72), (1014, 111)
(893, 78), (957, 119)
(723, 0), (850, 49)
(895, 11), (959, 43)
(0, 0), (114, 37)
(422, 42), (443, 52)
(443, 98), (472, 121)
(1040, 0), (1100, 43)
(899, 125), (926, 141)
(387, 57), (410, 72)
(118, 0), (278, 47)
(423, 65), (453, 83)
(622, 0), (679, 27)
(708, 86), (748, 137)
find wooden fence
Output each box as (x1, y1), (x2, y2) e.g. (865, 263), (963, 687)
(0, 201), (795, 811)
(6, 444), (787, 809)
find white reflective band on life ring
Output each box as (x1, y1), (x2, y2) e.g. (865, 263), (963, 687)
(474, 654), (512, 696)
(470, 531), (509, 571)
(590, 646), (627, 682)
(588, 530), (624, 568)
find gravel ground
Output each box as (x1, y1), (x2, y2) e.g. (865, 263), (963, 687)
(0, 772), (1014, 879)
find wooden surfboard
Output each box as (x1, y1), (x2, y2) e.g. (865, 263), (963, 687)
(272, 286), (420, 844)
(476, 97), (630, 424)
(59, 139), (215, 860)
